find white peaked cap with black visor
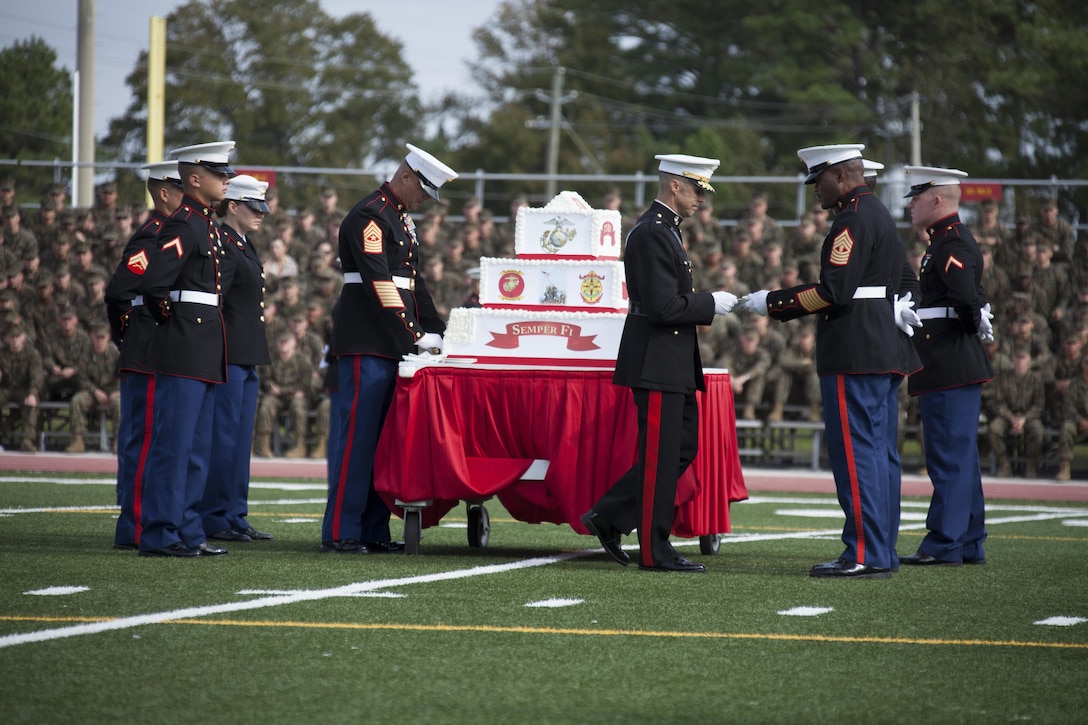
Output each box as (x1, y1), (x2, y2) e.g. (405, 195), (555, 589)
(654, 153), (720, 193)
(225, 174), (270, 213)
(903, 166), (969, 197)
(142, 160), (182, 188)
(405, 143), (458, 202)
(169, 141), (237, 176)
(797, 144), (865, 184)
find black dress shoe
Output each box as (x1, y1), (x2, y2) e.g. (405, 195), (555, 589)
(580, 511), (630, 566)
(899, 550), (960, 566)
(810, 557), (850, 572)
(138, 542), (201, 558)
(210, 528), (252, 542)
(320, 539), (369, 554)
(113, 542), (137, 551)
(639, 556), (706, 573)
(364, 541), (405, 553)
(241, 527), (274, 541)
(198, 542), (229, 556)
(809, 559), (891, 579)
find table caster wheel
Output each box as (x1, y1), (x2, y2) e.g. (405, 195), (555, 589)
(467, 505), (490, 548)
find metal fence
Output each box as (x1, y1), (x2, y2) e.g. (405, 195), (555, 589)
(2, 158), (1085, 232)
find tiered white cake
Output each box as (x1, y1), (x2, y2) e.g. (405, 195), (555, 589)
(445, 191), (627, 367)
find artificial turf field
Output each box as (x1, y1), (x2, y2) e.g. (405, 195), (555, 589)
(1, 470), (1086, 724)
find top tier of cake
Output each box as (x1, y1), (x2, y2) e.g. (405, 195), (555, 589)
(514, 191), (623, 260)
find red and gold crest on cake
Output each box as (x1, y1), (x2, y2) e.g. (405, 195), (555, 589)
(579, 271), (605, 304)
(498, 271), (525, 301)
(599, 220), (617, 250)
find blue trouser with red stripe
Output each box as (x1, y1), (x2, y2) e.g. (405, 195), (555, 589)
(322, 354), (395, 545)
(820, 373), (903, 570)
(139, 374), (217, 552)
(114, 372), (155, 548)
(918, 384), (987, 563)
(593, 388), (699, 567)
(199, 363), (260, 536)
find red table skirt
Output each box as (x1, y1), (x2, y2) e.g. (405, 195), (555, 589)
(374, 365), (747, 537)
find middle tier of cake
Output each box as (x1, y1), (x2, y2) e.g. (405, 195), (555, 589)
(478, 256), (628, 313)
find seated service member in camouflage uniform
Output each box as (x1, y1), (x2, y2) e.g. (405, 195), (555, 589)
(581, 153), (738, 574)
(0, 323), (44, 452)
(65, 321), (120, 453)
(322, 144), (457, 554)
(104, 160), (185, 550)
(900, 166), (995, 567)
(137, 141), (235, 558)
(739, 144), (922, 579)
(1058, 354), (1088, 481)
(254, 329), (316, 458)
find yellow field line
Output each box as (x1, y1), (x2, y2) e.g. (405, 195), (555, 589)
(3, 615), (1084, 649)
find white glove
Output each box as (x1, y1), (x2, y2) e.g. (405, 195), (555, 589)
(977, 303), (994, 342)
(416, 332), (444, 355)
(711, 291), (738, 315)
(894, 291), (923, 337)
(738, 290), (769, 316)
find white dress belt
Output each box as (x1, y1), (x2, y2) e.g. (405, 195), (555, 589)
(343, 272), (415, 290)
(169, 290), (219, 306)
(852, 286), (887, 299)
(918, 306), (957, 320)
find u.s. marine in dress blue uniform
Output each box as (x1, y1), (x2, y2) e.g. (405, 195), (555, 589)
(583, 153), (737, 574)
(137, 141), (234, 558)
(902, 166), (994, 567)
(104, 160), (184, 551)
(198, 175), (273, 544)
(322, 144), (457, 554)
(749, 144), (921, 578)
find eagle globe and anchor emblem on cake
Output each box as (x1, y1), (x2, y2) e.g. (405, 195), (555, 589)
(539, 216), (578, 253)
(497, 270), (526, 301)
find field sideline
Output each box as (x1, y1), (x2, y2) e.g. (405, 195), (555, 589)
(2, 453), (1086, 722)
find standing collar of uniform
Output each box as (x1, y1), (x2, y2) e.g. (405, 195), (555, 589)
(926, 212), (962, 238)
(650, 199), (682, 226)
(835, 185), (871, 209)
(379, 181), (407, 212)
(221, 222), (245, 243)
(179, 193), (216, 219)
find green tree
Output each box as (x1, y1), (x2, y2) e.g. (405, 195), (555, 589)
(101, 0), (421, 208)
(457, 0), (1088, 217)
(0, 36), (73, 202)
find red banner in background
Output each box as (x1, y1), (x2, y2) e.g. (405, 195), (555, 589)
(961, 183), (1002, 202)
(235, 168), (276, 188)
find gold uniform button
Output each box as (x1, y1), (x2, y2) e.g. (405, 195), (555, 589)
(260, 301), (265, 308)
(260, 315), (265, 322)
(196, 317), (202, 324)
(672, 330), (678, 335)
(408, 322), (415, 328)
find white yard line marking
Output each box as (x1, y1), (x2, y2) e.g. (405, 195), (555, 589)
(25, 586), (90, 596)
(0, 499), (327, 515)
(0, 477), (327, 492)
(525, 598), (583, 608)
(778, 606), (834, 616)
(1034, 616), (1087, 626)
(0, 552), (587, 650)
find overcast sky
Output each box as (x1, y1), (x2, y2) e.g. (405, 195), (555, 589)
(0, 0), (502, 137)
